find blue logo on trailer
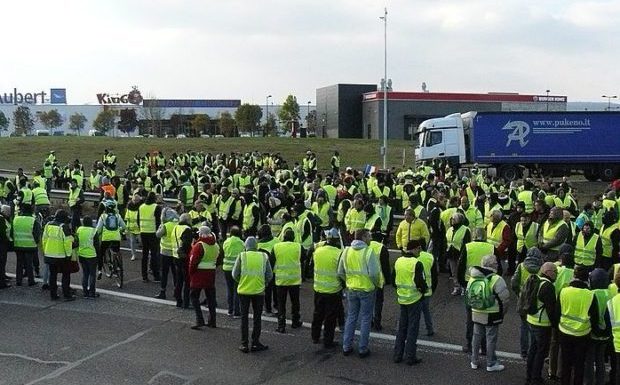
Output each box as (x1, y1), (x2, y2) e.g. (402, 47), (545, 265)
(50, 88), (67, 104)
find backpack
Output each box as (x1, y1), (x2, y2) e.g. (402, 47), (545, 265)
(517, 275), (542, 318)
(104, 214), (119, 231)
(466, 276), (496, 310)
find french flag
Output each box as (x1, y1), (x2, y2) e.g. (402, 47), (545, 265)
(364, 165), (377, 175)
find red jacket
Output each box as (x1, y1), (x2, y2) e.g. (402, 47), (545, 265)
(189, 235), (217, 289)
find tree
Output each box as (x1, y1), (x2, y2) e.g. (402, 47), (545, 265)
(306, 110), (317, 133)
(278, 95), (300, 130)
(263, 113), (278, 137)
(13, 106), (34, 136)
(190, 114), (210, 137)
(234, 103), (263, 136)
(37, 109), (64, 135)
(93, 108), (117, 134)
(218, 111), (236, 137)
(68, 112), (87, 136)
(118, 108), (139, 134)
(0, 111), (9, 137)
(141, 95), (164, 136)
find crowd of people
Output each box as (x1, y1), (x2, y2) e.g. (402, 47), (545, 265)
(3, 148), (620, 384)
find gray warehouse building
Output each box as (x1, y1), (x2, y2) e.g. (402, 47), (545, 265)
(316, 84), (567, 139)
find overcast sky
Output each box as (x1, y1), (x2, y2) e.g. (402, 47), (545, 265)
(2, 0), (618, 105)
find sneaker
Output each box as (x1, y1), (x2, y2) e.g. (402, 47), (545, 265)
(97, 270), (102, 280)
(232, 314), (241, 319)
(470, 362), (479, 370)
(291, 321), (303, 329)
(451, 287), (461, 296)
(263, 311), (274, 316)
(154, 292), (166, 299)
(250, 343), (268, 352)
(342, 349), (353, 356)
(130, 255), (136, 261)
(487, 364), (505, 372)
(239, 344), (249, 353)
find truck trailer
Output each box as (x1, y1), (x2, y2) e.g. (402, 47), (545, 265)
(414, 111), (620, 181)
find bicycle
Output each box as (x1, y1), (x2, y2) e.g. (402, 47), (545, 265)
(102, 248), (124, 289)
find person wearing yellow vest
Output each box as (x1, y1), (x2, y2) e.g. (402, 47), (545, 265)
(311, 192), (332, 233)
(514, 212), (540, 264)
(0, 205), (12, 289)
(468, 255), (510, 372)
(518, 182), (536, 215)
(188, 226), (220, 330)
(413, 239), (437, 337)
(124, 194), (142, 261)
(605, 270), (620, 385)
(267, 196), (287, 238)
(557, 265), (600, 385)
(311, 228), (344, 348)
(599, 210), (620, 271)
(338, 229), (382, 358)
(446, 213), (471, 296)
(223, 226), (246, 317)
(538, 207), (570, 262)
(95, 199), (126, 271)
(232, 237), (273, 353)
(395, 208), (430, 251)
(75, 216), (99, 298)
(138, 192), (162, 283)
(345, 198), (367, 237)
(42, 209), (75, 301)
(583, 268), (612, 385)
(177, 176), (195, 211)
(367, 231), (390, 332)
(68, 178), (85, 231)
(525, 261), (558, 384)
(574, 221), (602, 269)
(12, 204), (41, 287)
(173, 214), (194, 308)
(257, 224), (280, 316)
(273, 229), (304, 333)
(458, 196), (484, 241)
(32, 181), (50, 219)
(330, 151), (340, 176)
(242, 191), (261, 238)
(392, 238), (428, 365)
(485, 210), (511, 276)
(154, 208), (179, 300)
(215, 187), (235, 241)
(15, 178), (34, 213)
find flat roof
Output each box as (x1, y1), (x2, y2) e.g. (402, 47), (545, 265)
(362, 91), (567, 103)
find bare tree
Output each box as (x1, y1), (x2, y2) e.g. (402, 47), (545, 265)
(141, 95), (164, 136)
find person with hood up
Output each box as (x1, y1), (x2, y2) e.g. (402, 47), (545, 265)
(154, 208), (179, 299)
(512, 247), (545, 360)
(583, 268), (611, 385)
(525, 261), (558, 385)
(468, 254), (510, 372)
(189, 226), (219, 330)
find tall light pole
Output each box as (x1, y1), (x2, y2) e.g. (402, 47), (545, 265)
(307, 101), (311, 129)
(602, 95), (618, 111)
(380, 7), (388, 170)
(265, 94), (272, 135)
(545, 89), (550, 111)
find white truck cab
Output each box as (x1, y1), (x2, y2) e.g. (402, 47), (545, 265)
(415, 112), (478, 166)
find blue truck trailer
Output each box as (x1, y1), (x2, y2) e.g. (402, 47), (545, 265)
(414, 111), (620, 181)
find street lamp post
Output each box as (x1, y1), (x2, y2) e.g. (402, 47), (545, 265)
(602, 95), (618, 111)
(546, 89), (550, 111)
(380, 7), (388, 170)
(307, 101), (311, 130)
(265, 94), (272, 136)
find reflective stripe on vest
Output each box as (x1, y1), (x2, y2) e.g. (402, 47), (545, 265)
(559, 286), (594, 337)
(237, 251), (266, 295)
(12, 216), (36, 248)
(222, 236), (245, 271)
(197, 241), (218, 270)
(418, 251), (434, 297)
(486, 221), (507, 248)
(601, 225), (617, 258)
(242, 202), (257, 231)
(43, 224), (69, 258)
(273, 242), (302, 286)
(608, 295), (620, 352)
(516, 222), (539, 251)
(465, 242), (494, 281)
(342, 247), (375, 292)
(33, 187), (50, 206)
(159, 221), (178, 256)
(575, 233), (599, 266)
(76, 226), (97, 258)
(313, 245), (342, 294)
(139, 204), (157, 233)
(394, 256), (423, 305)
(172, 224), (190, 258)
(543, 221), (566, 252)
(447, 225), (468, 251)
(527, 277), (552, 327)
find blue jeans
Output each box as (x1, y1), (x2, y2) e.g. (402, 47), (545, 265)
(224, 270), (240, 316)
(520, 317), (530, 356)
(394, 300), (423, 361)
(421, 297), (434, 334)
(343, 289), (376, 354)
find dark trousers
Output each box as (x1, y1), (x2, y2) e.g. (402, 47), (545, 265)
(140, 233), (160, 280)
(432, 237), (446, 271)
(0, 245), (7, 283)
(79, 257), (97, 296)
(15, 250), (35, 285)
(239, 294), (264, 346)
(527, 325), (552, 382)
(374, 287), (384, 327)
(394, 300), (423, 361)
(224, 270), (240, 315)
(264, 277), (278, 313)
(191, 287), (216, 325)
(160, 254), (176, 291)
(174, 259), (190, 307)
(302, 248), (313, 280)
(615, 353), (620, 385)
(277, 285), (301, 329)
(311, 291), (341, 345)
(560, 332), (589, 385)
(48, 260), (71, 298)
(70, 206), (81, 231)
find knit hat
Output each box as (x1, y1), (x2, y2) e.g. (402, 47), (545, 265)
(523, 247), (544, 274)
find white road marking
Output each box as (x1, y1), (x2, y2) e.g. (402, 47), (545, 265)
(0, 353), (70, 366)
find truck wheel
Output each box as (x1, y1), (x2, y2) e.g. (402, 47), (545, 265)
(600, 166), (617, 182)
(584, 168), (600, 182)
(499, 165), (519, 181)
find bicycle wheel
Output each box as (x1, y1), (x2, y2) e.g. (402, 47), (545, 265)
(102, 249), (113, 278)
(113, 253), (124, 289)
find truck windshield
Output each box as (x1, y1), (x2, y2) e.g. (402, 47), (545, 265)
(425, 131), (442, 147)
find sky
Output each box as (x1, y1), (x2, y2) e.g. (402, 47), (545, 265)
(2, 0), (619, 105)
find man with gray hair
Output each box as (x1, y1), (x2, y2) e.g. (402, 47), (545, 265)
(233, 236), (273, 353)
(467, 254), (510, 372)
(538, 207), (569, 262)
